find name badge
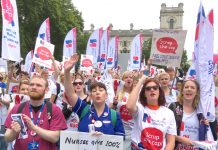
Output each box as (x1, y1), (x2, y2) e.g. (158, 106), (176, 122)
(28, 141), (39, 150)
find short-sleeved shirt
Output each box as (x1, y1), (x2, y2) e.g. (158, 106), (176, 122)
(4, 101), (67, 150)
(0, 82), (7, 89)
(131, 104), (177, 150)
(176, 110), (199, 149)
(73, 97), (125, 136)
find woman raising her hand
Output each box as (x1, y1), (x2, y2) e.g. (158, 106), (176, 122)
(126, 76), (177, 150)
(64, 54), (125, 136)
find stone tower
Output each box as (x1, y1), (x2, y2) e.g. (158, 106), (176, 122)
(160, 3), (184, 29)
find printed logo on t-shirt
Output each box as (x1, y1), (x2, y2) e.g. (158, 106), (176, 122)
(119, 105), (132, 121)
(141, 127), (163, 149)
(143, 113), (151, 123)
(180, 121), (185, 131)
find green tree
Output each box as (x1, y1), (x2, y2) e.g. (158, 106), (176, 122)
(0, 0), (85, 61)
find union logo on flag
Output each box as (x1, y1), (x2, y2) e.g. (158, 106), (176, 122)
(39, 33), (45, 40)
(89, 39), (97, 47)
(65, 40), (72, 48)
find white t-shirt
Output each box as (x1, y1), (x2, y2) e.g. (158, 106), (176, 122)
(165, 89), (177, 106)
(176, 110), (199, 150)
(117, 92), (134, 130)
(131, 104), (177, 150)
(44, 77), (57, 99)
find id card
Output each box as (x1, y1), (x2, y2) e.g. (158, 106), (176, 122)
(28, 141), (39, 150)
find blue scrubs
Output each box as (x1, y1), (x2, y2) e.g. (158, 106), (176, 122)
(73, 97), (125, 137)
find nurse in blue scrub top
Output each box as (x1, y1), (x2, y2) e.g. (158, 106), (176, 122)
(64, 54), (125, 137)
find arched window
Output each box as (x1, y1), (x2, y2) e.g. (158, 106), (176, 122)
(121, 48), (127, 53)
(169, 19), (174, 29)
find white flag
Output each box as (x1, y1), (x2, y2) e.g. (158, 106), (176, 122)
(86, 28), (103, 65)
(63, 28), (77, 58)
(1, 0), (20, 61)
(129, 34), (143, 70)
(37, 18), (50, 42)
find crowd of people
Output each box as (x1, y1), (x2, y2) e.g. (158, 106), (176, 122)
(0, 53), (217, 150)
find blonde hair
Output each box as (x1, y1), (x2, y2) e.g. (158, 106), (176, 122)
(118, 71), (133, 101)
(158, 72), (170, 80)
(177, 80), (200, 109)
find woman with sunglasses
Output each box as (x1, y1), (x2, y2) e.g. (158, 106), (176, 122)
(168, 80), (214, 149)
(126, 76), (176, 150)
(64, 54), (125, 136)
(62, 74), (89, 131)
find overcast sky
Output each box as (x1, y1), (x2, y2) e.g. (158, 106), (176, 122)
(72, 0), (218, 60)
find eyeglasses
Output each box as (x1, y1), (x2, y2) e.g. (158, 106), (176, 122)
(145, 85), (159, 91)
(73, 82), (83, 86)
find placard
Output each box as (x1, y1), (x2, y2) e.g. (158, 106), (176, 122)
(150, 29), (187, 67)
(80, 55), (93, 72)
(60, 131), (123, 150)
(32, 38), (54, 69)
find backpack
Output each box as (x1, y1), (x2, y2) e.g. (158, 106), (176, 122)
(17, 100), (52, 124)
(79, 105), (117, 127)
(16, 100), (62, 149)
(54, 82), (61, 104)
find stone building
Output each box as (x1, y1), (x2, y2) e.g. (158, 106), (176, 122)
(84, 3), (184, 70)
(84, 3), (183, 54)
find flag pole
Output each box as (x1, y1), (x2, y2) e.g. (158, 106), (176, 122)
(170, 67), (178, 95)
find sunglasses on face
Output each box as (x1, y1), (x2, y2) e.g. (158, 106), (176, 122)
(145, 85), (159, 91)
(73, 82), (83, 86)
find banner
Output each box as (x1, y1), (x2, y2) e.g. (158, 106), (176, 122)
(63, 28), (77, 58)
(129, 34), (143, 70)
(80, 54), (93, 72)
(99, 26), (110, 69)
(60, 131), (123, 150)
(194, 4), (215, 121)
(86, 28), (103, 65)
(106, 36), (119, 69)
(37, 18), (50, 42)
(1, 0), (20, 61)
(32, 38), (54, 69)
(150, 30), (187, 67)
(24, 18), (50, 74)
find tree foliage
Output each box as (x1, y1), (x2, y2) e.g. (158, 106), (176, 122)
(0, 0), (85, 61)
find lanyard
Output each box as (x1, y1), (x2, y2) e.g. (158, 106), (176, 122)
(29, 101), (45, 126)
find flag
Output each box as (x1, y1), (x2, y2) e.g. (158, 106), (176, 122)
(106, 36), (119, 69)
(194, 2), (215, 143)
(186, 64), (196, 80)
(86, 27), (103, 65)
(37, 18), (50, 42)
(194, 4), (215, 121)
(129, 34), (143, 70)
(99, 26), (110, 69)
(1, 0), (20, 61)
(25, 18), (50, 73)
(63, 28), (77, 58)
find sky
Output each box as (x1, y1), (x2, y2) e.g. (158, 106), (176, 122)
(72, 0), (218, 60)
